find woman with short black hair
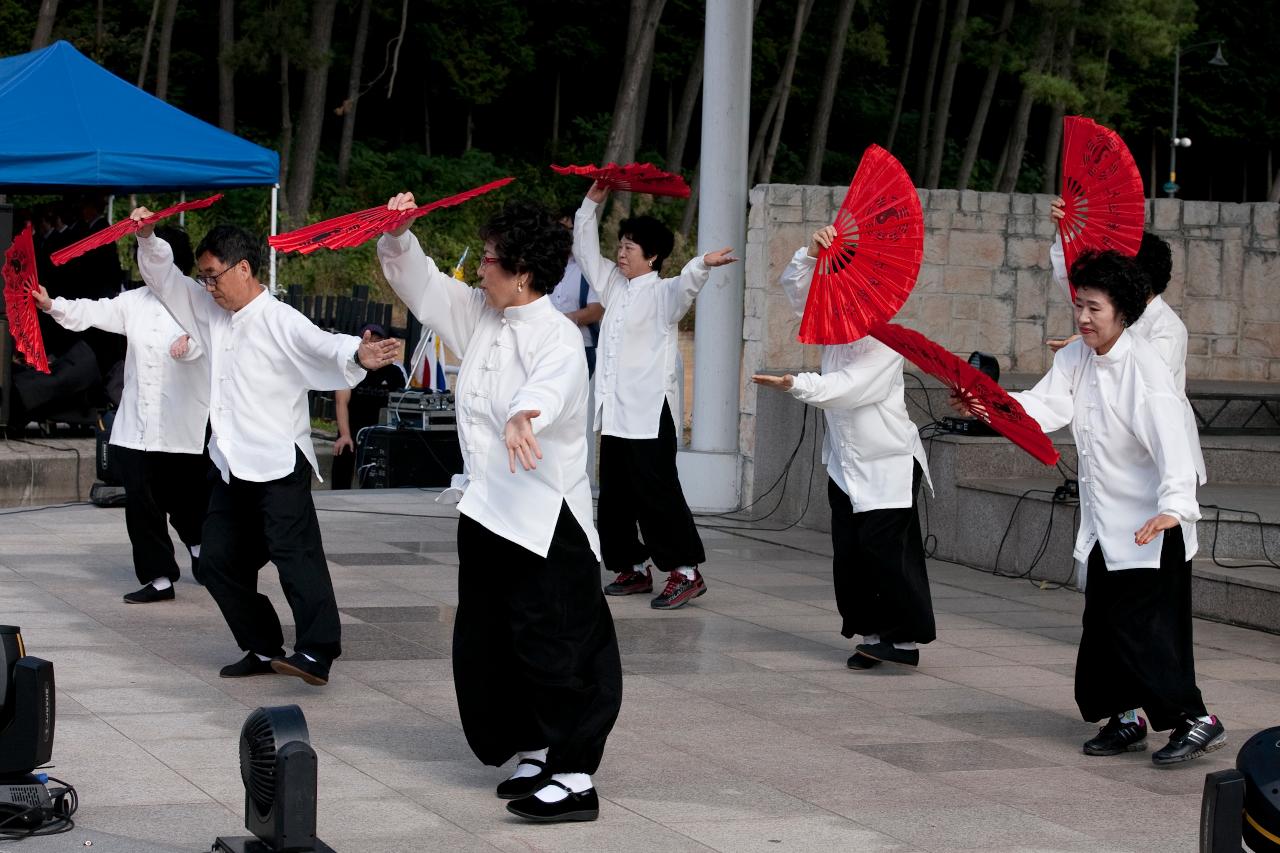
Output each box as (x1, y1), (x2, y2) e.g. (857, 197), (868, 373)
(1003, 249), (1223, 766)
(378, 195), (622, 824)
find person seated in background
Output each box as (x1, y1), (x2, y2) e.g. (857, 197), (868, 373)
(331, 322), (407, 489)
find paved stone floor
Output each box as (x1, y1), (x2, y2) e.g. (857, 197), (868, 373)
(4, 488), (1280, 852)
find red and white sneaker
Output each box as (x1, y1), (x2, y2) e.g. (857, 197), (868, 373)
(650, 569), (707, 610)
(604, 566), (653, 596)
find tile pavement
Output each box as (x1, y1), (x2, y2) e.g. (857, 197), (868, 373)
(2, 487), (1278, 852)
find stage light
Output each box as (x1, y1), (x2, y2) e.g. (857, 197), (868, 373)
(1200, 726), (1280, 852)
(214, 705), (334, 853)
(0, 626), (55, 778)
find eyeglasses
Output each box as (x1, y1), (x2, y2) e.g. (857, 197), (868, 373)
(195, 262), (239, 288)
(480, 255), (502, 267)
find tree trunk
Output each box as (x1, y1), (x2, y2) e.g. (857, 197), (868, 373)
(31, 0), (58, 50)
(551, 69), (561, 156)
(956, 0), (1014, 190)
(424, 86), (432, 157)
(336, 0), (371, 186)
(925, 0), (968, 188)
(680, 162), (700, 239)
(996, 10), (1055, 193)
(993, 129), (1010, 190)
(630, 46), (656, 162)
(602, 0), (668, 164)
(137, 0), (161, 87)
(760, 0), (816, 183)
(914, 0), (948, 180)
(1040, 0), (1080, 193)
(1269, 164), (1280, 202)
(155, 0), (180, 101)
(278, 51), (293, 221)
(95, 0), (104, 59)
(885, 0), (924, 154)
(465, 108), (473, 153)
(665, 38), (703, 174)
(802, 0), (857, 184)
(748, 92), (782, 184)
(284, 0), (338, 224)
(218, 0), (236, 132)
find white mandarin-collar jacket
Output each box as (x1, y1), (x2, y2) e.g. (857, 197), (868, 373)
(1012, 332), (1201, 570)
(48, 287), (209, 454)
(780, 249), (932, 512)
(573, 196), (709, 438)
(138, 234), (365, 483)
(377, 231), (600, 560)
(1049, 235), (1205, 483)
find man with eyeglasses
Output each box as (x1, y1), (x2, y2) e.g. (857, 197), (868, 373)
(132, 209), (400, 687)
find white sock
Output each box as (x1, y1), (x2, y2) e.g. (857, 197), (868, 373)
(189, 544), (201, 558)
(150, 577), (173, 591)
(676, 566), (697, 580)
(301, 652), (317, 663)
(632, 562), (648, 575)
(1118, 709), (1139, 725)
(892, 641), (917, 651)
(1196, 714), (1216, 725)
(862, 634), (881, 646)
(533, 772), (593, 802)
(254, 653), (272, 662)
(509, 748), (548, 779)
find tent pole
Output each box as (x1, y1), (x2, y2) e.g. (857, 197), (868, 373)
(179, 190), (186, 226)
(269, 184), (279, 294)
(107, 194), (114, 225)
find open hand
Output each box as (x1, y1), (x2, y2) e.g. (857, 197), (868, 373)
(703, 247), (737, 267)
(751, 373), (794, 392)
(1050, 196), (1066, 223)
(32, 284), (51, 312)
(1047, 334), (1080, 352)
(358, 331), (399, 369)
(808, 225), (838, 258)
(333, 435), (354, 456)
(950, 391), (989, 422)
(130, 206), (157, 237)
(1135, 513), (1179, 546)
(385, 192), (417, 237)
(169, 334), (191, 359)
(586, 181), (609, 205)
(505, 409), (543, 473)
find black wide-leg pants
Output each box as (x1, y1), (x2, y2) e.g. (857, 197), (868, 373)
(199, 448), (342, 663)
(828, 462), (936, 644)
(1076, 526), (1208, 732)
(453, 504), (622, 775)
(110, 445), (210, 585)
(597, 400), (706, 572)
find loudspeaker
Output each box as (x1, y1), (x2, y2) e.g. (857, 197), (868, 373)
(0, 656), (56, 778)
(356, 426), (463, 488)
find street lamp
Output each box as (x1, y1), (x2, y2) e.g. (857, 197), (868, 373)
(1167, 40), (1227, 198)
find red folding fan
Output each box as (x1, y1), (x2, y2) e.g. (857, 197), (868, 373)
(551, 162), (691, 198)
(51, 193), (224, 266)
(1058, 116), (1145, 299)
(3, 223), (50, 373)
(870, 322), (1059, 466)
(270, 177), (515, 255)
(799, 144), (924, 346)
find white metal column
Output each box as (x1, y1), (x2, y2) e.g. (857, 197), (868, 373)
(676, 0), (751, 511)
(269, 184), (279, 294)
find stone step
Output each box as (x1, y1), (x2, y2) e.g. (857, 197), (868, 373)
(1191, 559), (1280, 634)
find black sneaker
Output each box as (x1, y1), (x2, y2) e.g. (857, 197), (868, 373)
(219, 652), (281, 678)
(123, 583), (175, 604)
(1152, 716), (1226, 766)
(496, 759), (551, 800)
(1083, 715), (1148, 756)
(271, 652), (330, 686)
(505, 782), (599, 823)
(190, 556), (203, 586)
(846, 652), (881, 670)
(650, 570), (707, 610)
(854, 640), (920, 667)
(604, 567), (653, 596)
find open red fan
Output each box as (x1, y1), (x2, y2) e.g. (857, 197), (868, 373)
(270, 177), (515, 256)
(551, 162), (690, 198)
(870, 322), (1059, 466)
(1058, 116), (1145, 299)
(51, 193), (224, 266)
(799, 144), (923, 345)
(3, 223), (50, 374)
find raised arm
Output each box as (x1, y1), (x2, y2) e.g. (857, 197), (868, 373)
(136, 229), (212, 345)
(779, 227), (836, 319)
(572, 190), (624, 305)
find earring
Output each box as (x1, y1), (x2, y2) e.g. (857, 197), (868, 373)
(517, 278), (525, 293)
(648, 259), (654, 268)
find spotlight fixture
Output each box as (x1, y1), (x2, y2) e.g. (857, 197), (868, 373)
(213, 705), (334, 853)
(0, 626), (55, 778)
(1199, 726), (1280, 852)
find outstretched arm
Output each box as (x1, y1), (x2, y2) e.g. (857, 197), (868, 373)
(35, 283), (129, 334)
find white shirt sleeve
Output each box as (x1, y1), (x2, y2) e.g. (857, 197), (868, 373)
(275, 308), (366, 391)
(779, 248), (816, 320)
(1145, 320), (1186, 381)
(507, 334), (588, 436)
(1010, 343), (1080, 433)
(1131, 390), (1202, 525)
(789, 342), (902, 411)
(572, 197), (624, 307)
(137, 233), (213, 345)
(1049, 233), (1072, 305)
(377, 230), (486, 359)
(47, 292), (130, 334)
(659, 255), (710, 325)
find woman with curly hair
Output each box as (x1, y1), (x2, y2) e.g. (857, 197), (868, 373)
(992, 249), (1223, 766)
(378, 196), (622, 823)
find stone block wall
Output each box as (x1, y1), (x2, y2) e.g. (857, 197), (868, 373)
(738, 184), (1280, 514)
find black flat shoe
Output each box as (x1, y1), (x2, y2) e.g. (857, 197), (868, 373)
(846, 652), (881, 670)
(123, 584), (175, 604)
(855, 641), (920, 667)
(506, 782), (599, 823)
(496, 759), (551, 799)
(271, 652), (330, 686)
(219, 651), (282, 678)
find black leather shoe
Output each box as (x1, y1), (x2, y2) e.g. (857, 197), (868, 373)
(123, 584), (175, 604)
(190, 556), (203, 586)
(846, 652), (881, 670)
(1152, 716), (1226, 766)
(496, 759), (551, 799)
(1083, 715), (1148, 755)
(219, 652), (282, 678)
(505, 782), (599, 823)
(855, 641), (919, 667)
(271, 652), (330, 686)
